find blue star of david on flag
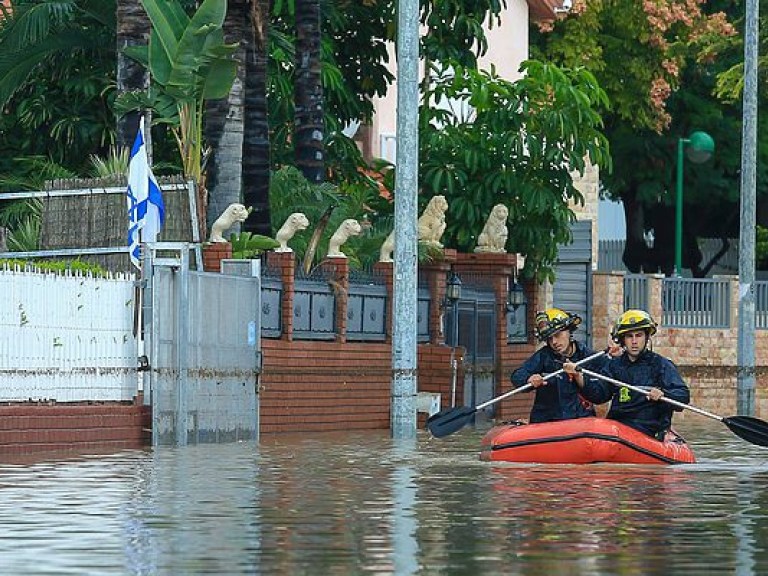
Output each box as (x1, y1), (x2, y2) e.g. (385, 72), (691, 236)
(126, 116), (165, 269)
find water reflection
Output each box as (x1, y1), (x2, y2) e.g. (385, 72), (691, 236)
(0, 420), (766, 574)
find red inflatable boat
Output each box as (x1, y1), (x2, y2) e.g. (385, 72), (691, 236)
(480, 417), (696, 465)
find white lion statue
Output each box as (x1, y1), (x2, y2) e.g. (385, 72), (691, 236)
(418, 195), (448, 247)
(474, 203), (509, 253)
(379, 230), (395, 263)
(209, 203), (250, 243)
(327, 219), (362, 258)
(275, 212), (310, 252)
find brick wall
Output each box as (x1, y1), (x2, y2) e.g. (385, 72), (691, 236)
(592, 272), (768, 419)
(260, 250), (539, 433)
(0, 401), (150, 457)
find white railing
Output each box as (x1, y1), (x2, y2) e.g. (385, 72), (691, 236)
(0, 266), (138, 401)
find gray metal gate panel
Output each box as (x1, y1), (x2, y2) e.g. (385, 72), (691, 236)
(147, 246), (260, 446)
(554, 221), (593, 345)
(455, 287), (497, 424)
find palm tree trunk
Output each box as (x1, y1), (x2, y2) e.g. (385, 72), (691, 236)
(241, 0), (272, 236)
(116, 0), (150, 149)
(294, 0), (324, 184)
(204, 0), (248, 233)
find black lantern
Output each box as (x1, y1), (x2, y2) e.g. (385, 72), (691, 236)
(507, 277), (526, 311)
(445, 272), (463, 303)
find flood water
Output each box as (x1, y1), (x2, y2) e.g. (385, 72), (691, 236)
(1, 418), (767, 575)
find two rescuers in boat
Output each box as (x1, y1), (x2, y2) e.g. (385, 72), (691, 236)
(511, 308), (611, 424)
(512, 308), (690, 441)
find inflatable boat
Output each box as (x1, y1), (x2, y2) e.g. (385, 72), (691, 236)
(479, 417), (696, 465)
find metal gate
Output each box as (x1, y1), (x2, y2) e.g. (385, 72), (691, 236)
(554, 220), (593, 346)
(143, 244), (261, 446)
(446, 286), (497, 423)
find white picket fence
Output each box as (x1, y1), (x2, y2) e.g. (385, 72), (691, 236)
(0, 266), (138, 401)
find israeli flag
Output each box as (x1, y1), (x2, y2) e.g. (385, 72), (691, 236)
(126, 116), (165, 269)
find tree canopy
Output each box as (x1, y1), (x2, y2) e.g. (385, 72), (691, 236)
(531, 0), (768, 275)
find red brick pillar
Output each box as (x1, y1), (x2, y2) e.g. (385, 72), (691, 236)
(202, 242), (232, 272)
(321, 257), (349, 342)
(266, 251), (296, 341)
(373, 261), (394, 342)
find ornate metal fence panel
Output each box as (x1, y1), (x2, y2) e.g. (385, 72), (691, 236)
(293, 268), (336, 339)
(347, 274), (387, 341)
(260, 266), (283, 338)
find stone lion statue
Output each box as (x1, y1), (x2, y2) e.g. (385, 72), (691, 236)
(379, 230), (395, 263)
(209, 203), (250, 243)
(327, 219), (362, 258)
(474, 203), (509, 253)
(275, 212), (310, 252)
(418, 195), (448, 247)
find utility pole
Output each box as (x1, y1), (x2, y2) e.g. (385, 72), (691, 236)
(391, 0), (420, 438)
(738, 0), (759, 415)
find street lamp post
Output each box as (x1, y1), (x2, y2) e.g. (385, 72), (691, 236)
(675, 131), (715, 276)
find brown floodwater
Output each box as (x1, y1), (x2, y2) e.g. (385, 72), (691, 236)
(0, 417), (766, 575)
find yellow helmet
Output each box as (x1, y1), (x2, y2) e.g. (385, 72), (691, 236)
(534, 308), (581, 342)
(612, 309), (657, 341)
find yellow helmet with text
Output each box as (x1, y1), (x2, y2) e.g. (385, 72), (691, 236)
(534, 308), (581, 342)
(611, 309), (657, 341)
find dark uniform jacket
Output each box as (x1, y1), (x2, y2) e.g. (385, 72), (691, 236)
(580, 349), (690, 438)
(510, 341), (605, 423)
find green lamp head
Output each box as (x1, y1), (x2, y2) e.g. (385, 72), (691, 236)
(686, 131), (715, 164)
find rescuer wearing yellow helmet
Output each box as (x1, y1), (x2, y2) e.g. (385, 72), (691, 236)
(510, 308), (611, 424)
(567, 309), (690, 439)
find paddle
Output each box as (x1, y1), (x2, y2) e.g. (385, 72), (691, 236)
(579, 367), (768, 448)
(426, 349), (609, 438)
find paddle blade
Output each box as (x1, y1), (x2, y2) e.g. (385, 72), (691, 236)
(426, 406), (477, 438)
(723, 416), (768, 447)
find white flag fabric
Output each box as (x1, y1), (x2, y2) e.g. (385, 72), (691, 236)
(126, 117), (165, 269)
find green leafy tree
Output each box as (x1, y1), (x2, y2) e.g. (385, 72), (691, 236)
(531, 0), (746, 275)
(0, 0), (116, 174)
(421, 61), (610, 280)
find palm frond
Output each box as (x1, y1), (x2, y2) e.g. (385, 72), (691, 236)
(7, 217), (40, 252)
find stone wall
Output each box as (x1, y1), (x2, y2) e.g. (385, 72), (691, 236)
(592, 271), (768, 419)
(570, 162), (600, 269)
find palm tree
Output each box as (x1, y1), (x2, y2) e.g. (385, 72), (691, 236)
(293, 0), (324, 184)
(241, 0), (272, 235)
(116, 0), (149, 149)
(204, 0), (248, 231)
